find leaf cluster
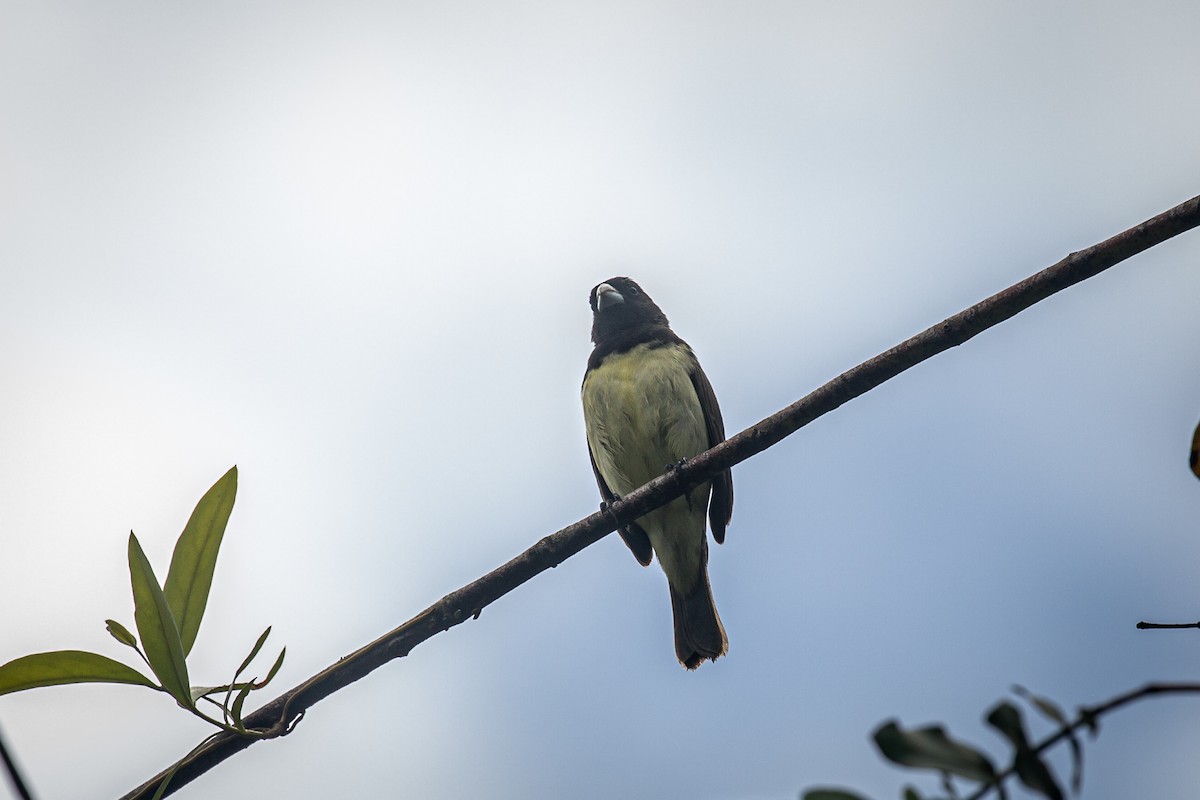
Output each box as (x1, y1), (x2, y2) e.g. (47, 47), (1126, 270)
(804, 686), (1090, 800)
(0, 467), (286, 797)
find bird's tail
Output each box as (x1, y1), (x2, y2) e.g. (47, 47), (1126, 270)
(669, 567), (728, 669)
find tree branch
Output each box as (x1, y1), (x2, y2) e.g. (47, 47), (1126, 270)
(0, 723), (34, 800)
(121, 193), (1200, 799)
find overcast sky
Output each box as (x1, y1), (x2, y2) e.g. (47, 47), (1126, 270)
(3, 3), (1200, 799)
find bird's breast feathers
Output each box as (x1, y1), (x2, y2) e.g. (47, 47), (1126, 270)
(582, 342), (708, 497)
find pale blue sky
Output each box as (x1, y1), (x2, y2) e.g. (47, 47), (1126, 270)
(2, 3), (1200, 799)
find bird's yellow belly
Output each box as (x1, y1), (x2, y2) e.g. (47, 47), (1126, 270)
(582, 343), (709, 496)
(582, 342), (711, 588)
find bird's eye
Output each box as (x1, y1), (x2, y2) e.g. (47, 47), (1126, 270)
(627, 286), (638, 296)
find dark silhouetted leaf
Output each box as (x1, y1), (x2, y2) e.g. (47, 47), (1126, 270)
(1012, 685), (1066, 725)
(986, 701), (1026, 744)
(164, 466), (237, 657)
(1013, 686), (1083, 792)
(1078, 708), (1099, 737)
(129, 532), (192, 708)
(1191, 419), (1200, 480)
(985, 702), (1064, 800)
(0, 650), (156, 696)
(803, 790), (872, 800)
(873, 721), (996, 783)
(105, 619), (138, 649)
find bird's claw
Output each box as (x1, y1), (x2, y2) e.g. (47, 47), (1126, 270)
(600, 496), (623, 526)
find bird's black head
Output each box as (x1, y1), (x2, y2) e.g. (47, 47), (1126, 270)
(589, 277), (671, 346)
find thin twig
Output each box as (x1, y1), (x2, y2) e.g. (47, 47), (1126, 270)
(120, 194), (1200, 800)
(1136, 620), (1200, 629)
(0, 722), (34, 800)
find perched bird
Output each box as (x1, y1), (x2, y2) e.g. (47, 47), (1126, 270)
(581, 277), (733, 669)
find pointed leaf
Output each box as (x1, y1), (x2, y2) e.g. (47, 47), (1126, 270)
(1013, 686), (1082, 792)
(1190, 419), (1200, 480)
(164, 466), (237, 656)
(105, 619), (139, 649)
(190, 684), (230, 703)
(803, 790), (872, 800)
(151, 769), (176, 800)
(234, 626), (272, 683)
(874, 721), (996, 783)
(1015, 746), (1063, 798)
(1011, 686), (1063, 725)
(256, 647), (286, 688)
(986, 701), (1028, 746)
(230, 681), (254, 728)
(221, 627), (273, 717)
(985, 702), (1064, 800)
(129, 532), (192, 708)
(0, 650), (156, 696)
(192, 681), (251, 698)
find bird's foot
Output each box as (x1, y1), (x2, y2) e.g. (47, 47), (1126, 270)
(600, 496), (623, 526)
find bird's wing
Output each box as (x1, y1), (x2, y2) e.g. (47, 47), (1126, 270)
(588, 442), (654, 566)
(689, 359), (733, 544)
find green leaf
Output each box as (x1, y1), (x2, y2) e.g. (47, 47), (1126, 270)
(985, 702), (1064, 800)
(129, 532), (192, 708)
(189, 684), (230, 703)
(874, 720), (996, 783)
(230, 681), (254, 728)
(0, 650), (157, 696)
(151, 767), (177, 800)
(256, 647), (286, 688)
(220, 627), (274, 720)
(105, 619), (139, 649)
(803, 790), (872, 800)
(163, 466), (237, 657)
(235, 626), (272, 682)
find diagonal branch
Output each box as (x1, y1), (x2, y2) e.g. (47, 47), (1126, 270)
(121, 193), (1200, 800)
(0, 722), (35, 800)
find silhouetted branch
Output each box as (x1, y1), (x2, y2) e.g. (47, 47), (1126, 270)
(1136, 620), (1200, 629)
(0, 722), (34, 800)
(121, 193), (1200, 800)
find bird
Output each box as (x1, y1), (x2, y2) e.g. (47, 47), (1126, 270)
(581, 277), (733, 669)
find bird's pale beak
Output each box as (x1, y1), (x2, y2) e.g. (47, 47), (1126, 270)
(596, 283), (624, 310)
